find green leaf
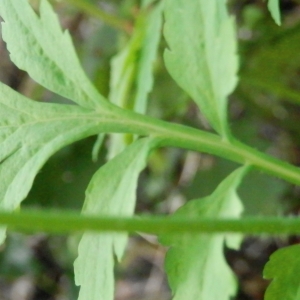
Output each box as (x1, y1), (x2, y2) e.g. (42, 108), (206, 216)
(134, 1), (163, 114)
(74, 138), (156, 300)
(108, 3), (163, 158)
(108, 31), (142, 157)
(107, 19), (144, 158)
(264, 244), (300, 300)
(92, 133), (105, 162)
(267, 0), (281, 25)
(160, 167), (248, 300)
(0, 0), (106, 109)
(163, 0), (238, 139)
(0, 83), (113, 242)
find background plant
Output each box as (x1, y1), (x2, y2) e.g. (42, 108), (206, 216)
(0, 0), (300, 299)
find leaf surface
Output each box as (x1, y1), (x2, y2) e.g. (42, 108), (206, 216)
(160, 167), (248, 300)
(0, 83), (115, 242)
(74, 138), (155, 300)
(0, 0), (106, 109)
(163, 0), (238, 138)
(267, 0), (281, 25)
(264, 244), (300, 300)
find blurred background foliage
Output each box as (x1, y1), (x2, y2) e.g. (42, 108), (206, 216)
(1, 0), (300, 299)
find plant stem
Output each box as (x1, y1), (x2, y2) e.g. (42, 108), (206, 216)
(63, 0), (132, 33)
(109, 107), (300, 186)
(3, 209), (300, 235)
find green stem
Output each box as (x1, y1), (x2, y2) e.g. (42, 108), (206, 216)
(63, 0), (132, 33)
(109, 107), (300, 185)
(3, 209), (300, 235)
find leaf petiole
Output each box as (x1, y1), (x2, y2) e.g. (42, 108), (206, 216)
(107, 106), (300, 186)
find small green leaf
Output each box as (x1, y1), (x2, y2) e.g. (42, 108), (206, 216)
(264, 244), (300, 299)
(134, 1), (163, 114)
(163, 0), (238, 139)
(92, 133), (105, 162)
(74, 138), (156, 300)
(108, 3), (163, 158)
(0, 83), (112, 243)
(108, 17), (144, 158)
(267, 0), (281, 25)
(108, 32), (141, 157)
(0, 0), (106, 109)
(160, 167), (248, 300)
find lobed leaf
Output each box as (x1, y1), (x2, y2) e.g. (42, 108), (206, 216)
(264, 244), (300, 300)
(0, 83), (117, 243)
(163, 0), (238, 139)
(0, 0), (106, 109)
(160, 167), (248, 300)
(74, 138), (156, 300)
